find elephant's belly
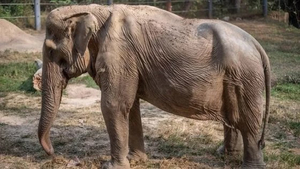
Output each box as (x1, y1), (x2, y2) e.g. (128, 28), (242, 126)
(141, 94), (224, 122)
(138, 82), (225, 122)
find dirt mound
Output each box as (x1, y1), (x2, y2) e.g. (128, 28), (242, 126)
(0, 19), (44, 52)
(61, 84), (101, 108)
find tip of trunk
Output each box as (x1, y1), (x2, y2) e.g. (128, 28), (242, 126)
(38, 128), (55, 156)
(41, 140), (54, 156)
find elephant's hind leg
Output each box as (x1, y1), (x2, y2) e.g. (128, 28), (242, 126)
(128, 98), (147, 162)
(237, 92), (265, 168)
(223, 82), (265, 168)
(217, 125), (243, 155)
(219, 83), (243, 155)
(239, 128), (265, 169)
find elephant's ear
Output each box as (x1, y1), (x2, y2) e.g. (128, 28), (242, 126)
(67, 13), (98, 57)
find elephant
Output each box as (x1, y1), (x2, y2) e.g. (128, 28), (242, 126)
(38, 4), (271, 169)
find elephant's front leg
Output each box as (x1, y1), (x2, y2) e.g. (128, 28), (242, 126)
(128, 99), (147, 162)
(101, 98), (131, 169)
(98, 67), (138, 169)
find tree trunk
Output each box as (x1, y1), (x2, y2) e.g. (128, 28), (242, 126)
(228, 0), (241, 14)
(183, 0), (192, 17)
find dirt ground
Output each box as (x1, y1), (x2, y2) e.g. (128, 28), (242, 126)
(0, 19), (44, 53)
(0, 84), (225, 168)
(0, 19), (300, 168)
(1, 83), (299, 168)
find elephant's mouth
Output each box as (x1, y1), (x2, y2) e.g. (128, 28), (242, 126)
(61, 70), (69, 89)
(62, 69), (70, 80)
(63, 64), (87, 79)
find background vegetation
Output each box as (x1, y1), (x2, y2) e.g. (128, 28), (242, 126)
(2, 0), (298, 28)
(0, 18), (299, 168)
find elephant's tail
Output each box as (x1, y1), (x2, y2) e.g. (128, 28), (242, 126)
(256, 41), (271, 150)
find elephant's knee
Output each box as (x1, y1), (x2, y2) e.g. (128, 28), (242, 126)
(102, 99), (119, 112)
(101, 99), (131, 119)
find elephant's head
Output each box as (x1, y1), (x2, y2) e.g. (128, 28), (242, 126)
(38, 6), (101, 155)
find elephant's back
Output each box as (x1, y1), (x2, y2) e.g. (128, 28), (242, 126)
(197, 20), (263, 70)
(115, 4), (183, 23)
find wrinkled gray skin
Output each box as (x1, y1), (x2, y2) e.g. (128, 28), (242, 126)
(38, 4), (271, 169)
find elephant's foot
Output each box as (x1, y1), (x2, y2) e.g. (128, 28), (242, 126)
(101, 160), (130, 169)
(240, 131), (265, 169)
(216, 144), (242, 156)
(128, 151), (147, 162)
(241, 161), (266, 169)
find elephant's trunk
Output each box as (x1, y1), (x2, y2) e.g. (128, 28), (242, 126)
(38, 56), (66, 155)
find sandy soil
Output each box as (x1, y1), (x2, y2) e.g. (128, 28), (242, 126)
(0, 83), (225, 168)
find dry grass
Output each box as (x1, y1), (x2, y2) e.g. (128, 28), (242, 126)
(1, 91), (299, 168)
(0, 50), (41, 64)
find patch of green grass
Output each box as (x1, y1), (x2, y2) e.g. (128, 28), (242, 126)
(69, 75), (98, 89)
(273, 131), (288, 140)
(265, 152), (300, 167)
(157, 134), (214, 158)
(280, 152), (300, 167)
(268, 51), (300, 83)
(158, 135), (193, 157)
(272, 141), (292, 150)
(272, 83), (300, 101)
(0, 60), (97, 93)
(0, 62), (37, 93)
(261, 40), (300, 56)
(265, 124), (300, 167)
(288, 121), (300, 137)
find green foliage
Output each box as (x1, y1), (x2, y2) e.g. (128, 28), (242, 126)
(50, 0), (77, 5)
(0, 0), (34, 28)
(0, 6), (11, 18)
(0, 62), (36, 93)
(0, 0), (33, 17)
